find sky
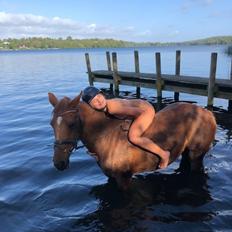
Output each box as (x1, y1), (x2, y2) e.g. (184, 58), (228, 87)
(0, 0), (231, 42)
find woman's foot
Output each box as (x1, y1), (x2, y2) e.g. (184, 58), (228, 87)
(159, 151), (170, 169)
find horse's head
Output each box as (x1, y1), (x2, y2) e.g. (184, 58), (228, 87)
(48, 92), (82, 171)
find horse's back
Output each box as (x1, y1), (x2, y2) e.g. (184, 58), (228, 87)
(146, 102), (216, 156)
(98, 102), (216, 175)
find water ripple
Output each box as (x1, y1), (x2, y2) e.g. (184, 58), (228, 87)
(0, 46), (232, 232)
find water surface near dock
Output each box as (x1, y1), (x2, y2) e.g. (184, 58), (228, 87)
(0, 45), (231, 231)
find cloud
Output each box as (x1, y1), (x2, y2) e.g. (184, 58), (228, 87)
(180, 0), (213, 13)
(0, 12), (186, 42)
(0, 12), (140, 40)
(0, 12), (168, 42)
(169, 30), (180, 37)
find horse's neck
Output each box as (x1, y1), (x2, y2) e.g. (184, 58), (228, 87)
(78, 102), (114, 151)
(78, 102), (160, 172)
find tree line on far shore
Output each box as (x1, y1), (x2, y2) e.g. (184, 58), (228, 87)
(0, 36), (232, 50)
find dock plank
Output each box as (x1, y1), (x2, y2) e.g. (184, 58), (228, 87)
(91, 70), (232, 100)
(92, 70), (232, 87)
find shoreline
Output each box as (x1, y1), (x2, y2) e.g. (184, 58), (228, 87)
(0, 43), (231, 52)
(1, 36), (232, 51)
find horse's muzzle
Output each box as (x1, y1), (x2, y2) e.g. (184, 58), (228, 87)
(54, 160), (69, 171)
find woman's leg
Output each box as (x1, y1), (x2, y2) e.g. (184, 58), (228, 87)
(128, 107), (170, 169)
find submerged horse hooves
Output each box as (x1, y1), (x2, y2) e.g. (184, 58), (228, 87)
(48, 92), (217, 190)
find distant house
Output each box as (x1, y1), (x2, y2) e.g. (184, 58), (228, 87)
(3, 41), (10, 45)
(19, 45), (27, 49)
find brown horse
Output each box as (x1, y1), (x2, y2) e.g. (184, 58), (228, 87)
(48, 92), (216, 189)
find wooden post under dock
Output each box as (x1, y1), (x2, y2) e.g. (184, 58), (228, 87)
(207, 53), (217, 107)
(85, 50), (232, 109)
(112, 52), (120, 96)
(134, 50), (141, 98)
(229, 59), (232, 112)
(174, 50), (181, 101)
(85, 53), (94, 86)
(155, 52), (163, 100)
(106, 51), (113, 92)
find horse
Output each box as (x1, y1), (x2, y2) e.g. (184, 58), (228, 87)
(48, 92), (216, 190)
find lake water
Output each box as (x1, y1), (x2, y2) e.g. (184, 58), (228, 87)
(0, 45), (232, 232)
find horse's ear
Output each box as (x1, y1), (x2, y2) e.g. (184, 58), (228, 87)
(69, 91), (82, 108)
(48, 92), (58, 107)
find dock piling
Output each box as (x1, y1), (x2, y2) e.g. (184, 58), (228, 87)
(174, 50), (181, 101)
(228, 59), (232, 112)
(155, 52), (163, 100)
(106, 51), (113, 92)
(112, 52), (120, 96)
(134, 50), (141, 98)
(207, 53), (217, 107)
(85, 53), (94, 86)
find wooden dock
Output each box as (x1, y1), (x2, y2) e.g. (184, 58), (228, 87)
(85, 50), (232, 110)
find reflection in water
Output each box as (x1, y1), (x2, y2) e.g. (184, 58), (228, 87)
(73, 172), (213, 232)
(65, 90), (232, 232)
(0, 47), (231, 231)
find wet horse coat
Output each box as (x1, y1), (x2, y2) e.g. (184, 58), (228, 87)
(48, 93), (216, 189)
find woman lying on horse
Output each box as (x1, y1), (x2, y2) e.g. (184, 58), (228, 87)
(82, 86), (170, 169)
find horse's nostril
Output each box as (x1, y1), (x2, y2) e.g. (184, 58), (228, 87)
(54, 161), (68, 171)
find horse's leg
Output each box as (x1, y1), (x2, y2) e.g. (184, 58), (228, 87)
(115, 172), (132, 191)
(176, 148), (191, 173)
(176, 149), (206, 174)
(108, 176), (117, 185)
(188, 150), (206, 173)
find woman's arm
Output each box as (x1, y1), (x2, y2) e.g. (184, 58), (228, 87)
(107, 99), (144, 118)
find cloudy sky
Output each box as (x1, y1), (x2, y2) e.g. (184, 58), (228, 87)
(0, 0), (231, 42)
